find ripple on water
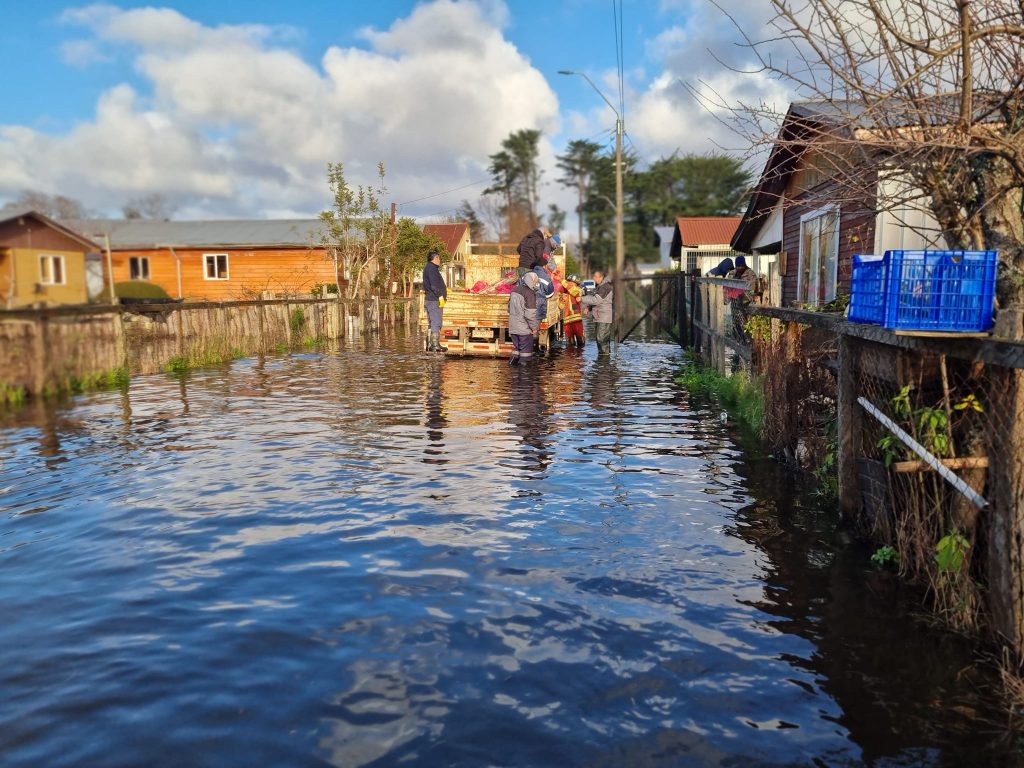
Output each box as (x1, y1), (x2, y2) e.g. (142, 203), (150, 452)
(0, 335), (1014, 767)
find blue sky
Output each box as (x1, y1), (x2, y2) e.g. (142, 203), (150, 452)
(0, 1), (784, 223)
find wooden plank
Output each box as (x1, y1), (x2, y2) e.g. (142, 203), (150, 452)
(837, 335), (860, 520)
(892, 457), (990, 473)
(691, 318), (752, 362)
(893, 330), (991, 338)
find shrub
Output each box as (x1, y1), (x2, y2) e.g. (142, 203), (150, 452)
(115, 281), (170, 299)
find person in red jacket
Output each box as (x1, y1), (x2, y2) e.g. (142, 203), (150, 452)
(561, 273), (585, 348)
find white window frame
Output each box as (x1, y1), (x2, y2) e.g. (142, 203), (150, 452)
(39, 254), (67, 286)
(129, 255), (150, 281)
(797, 204), (840, 306)
(203, 253), (230, 281)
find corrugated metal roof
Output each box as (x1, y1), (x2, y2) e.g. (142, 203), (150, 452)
(69, 218), (329, 248)
(675, 216), (742, 246)
(423, 223), (469, 254)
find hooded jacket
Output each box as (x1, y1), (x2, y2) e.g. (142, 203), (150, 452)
(581, 278), (613, 323)
(517, 228), (546, 269)
(532, 264), (554, 321)
(508, 277), (539, 336)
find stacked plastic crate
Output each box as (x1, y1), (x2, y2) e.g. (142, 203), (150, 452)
(847, 250), (998, 332)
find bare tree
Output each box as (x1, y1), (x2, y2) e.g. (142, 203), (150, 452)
(1, 189), (88, 220)
(122, 193), (177, 220)
(702, 0), (1024, 323)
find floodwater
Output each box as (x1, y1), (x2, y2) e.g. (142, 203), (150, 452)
(0, 331), (1015, 767)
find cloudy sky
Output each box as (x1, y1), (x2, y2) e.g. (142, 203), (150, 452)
(1, 0), (791, 224)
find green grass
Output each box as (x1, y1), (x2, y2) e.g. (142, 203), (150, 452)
(0, 382), (28, 408)
(164, 342), (248, 373)
(290, 307), (306, 334)
(676, 361), (765, 433)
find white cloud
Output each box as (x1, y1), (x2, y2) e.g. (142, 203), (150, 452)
(1, 1), (558, 219)
(624, 0), (796, 163)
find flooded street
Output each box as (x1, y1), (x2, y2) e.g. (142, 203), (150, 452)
(0, 331), (1014, 767)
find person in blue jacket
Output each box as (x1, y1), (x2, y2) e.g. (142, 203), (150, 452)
(531, 255), (555, 355)
(422, 250), (447, 352)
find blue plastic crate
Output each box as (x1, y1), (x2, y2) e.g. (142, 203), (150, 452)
(883, 249), (997, 332)
(848, 254), (887, 325)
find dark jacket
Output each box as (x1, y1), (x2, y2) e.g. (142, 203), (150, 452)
(517, 228), (546, 269)
(508, 281), (539, 336)
(707, 257), (735, 277)
(423, 260), (447, 302)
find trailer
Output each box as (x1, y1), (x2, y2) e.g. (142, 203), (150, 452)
(422, 289), (562, 357)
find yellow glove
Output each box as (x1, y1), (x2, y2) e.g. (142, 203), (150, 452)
(438, 297), (446, 308)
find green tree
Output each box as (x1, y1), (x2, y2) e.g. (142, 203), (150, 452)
(319, 162), (393, 298)
(454, 199), (487, 242)
(556, 139), (604, 266)
(394, 217), (447, 297)
(484, 128), (543, 239)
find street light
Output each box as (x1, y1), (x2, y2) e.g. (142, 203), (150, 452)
(558, 69), (624, 345)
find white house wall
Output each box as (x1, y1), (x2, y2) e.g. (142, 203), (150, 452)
(873, 174), (944, 254)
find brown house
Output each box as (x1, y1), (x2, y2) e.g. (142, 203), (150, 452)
(73, 218), (339, 301)
(0, 209), (98, 308)
(423, 222), (470, 287)
(732, 101), (942, 308)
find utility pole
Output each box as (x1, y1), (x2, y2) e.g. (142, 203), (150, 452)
(559, 70), (625, 344)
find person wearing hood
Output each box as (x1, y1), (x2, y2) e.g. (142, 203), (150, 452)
(725, 255), (758, 340)
(707, 257), (735, 277)
(516, 226), (549, 277)
(508, 272), (540, 365)
(531, 254), (556, 356)
(422, 249), (447, 352)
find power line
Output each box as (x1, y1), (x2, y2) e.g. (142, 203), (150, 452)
(397, 178), (491, 207)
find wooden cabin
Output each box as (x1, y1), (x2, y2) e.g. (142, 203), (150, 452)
(72, 218), (341, 301)
(732, 101), (943, 308)
(0, 210), (98, 308)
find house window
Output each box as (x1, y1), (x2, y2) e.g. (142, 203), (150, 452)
(39, 254), (66, 285)
(129, 256), (150, 280)
(203, 253), (229, 280)
(797, 205), (840, 306)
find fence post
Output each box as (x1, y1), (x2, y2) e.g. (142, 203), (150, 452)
(837, 333), (861, 520)
(676, 273), (687, 348)
(689, 272), (698, 350)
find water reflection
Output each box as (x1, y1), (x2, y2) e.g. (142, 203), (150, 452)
(0, 331), (1016, 767)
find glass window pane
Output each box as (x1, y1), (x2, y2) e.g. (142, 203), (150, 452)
(142, 258), (150, 280)
(217, 255), (228, 279)
(53, 257), (63, 284)
(40, 255), (50, 283)
(206, 256), (215, 278)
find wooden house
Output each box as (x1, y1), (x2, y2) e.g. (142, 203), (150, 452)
(423, 223), (470, 288)
(0, 209), (98, 308)
(72, 218), (340, 301)
(731, 101), (943, 308)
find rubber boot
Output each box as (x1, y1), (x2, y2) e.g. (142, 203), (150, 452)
(509, 354), (519, 366)
(432, 332), (444, 352)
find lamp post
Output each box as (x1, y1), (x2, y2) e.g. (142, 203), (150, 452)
(558, 70), (624, 344)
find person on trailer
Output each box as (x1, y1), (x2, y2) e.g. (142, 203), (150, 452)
(561, 273), (585, 348)
(423, 249), (447, 352)
(508, 272), (540, 366)
(516, 226), (550, 278)
(582, 269), (613, 354)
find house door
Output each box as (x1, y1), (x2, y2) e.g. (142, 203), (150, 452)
(798, 206), (839, 306)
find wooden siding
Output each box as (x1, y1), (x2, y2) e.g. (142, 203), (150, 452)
(0, 217), (94, 253)
(2, 248), (88, 307)
(781, 177), (875, 306)
(105, 246), (341, 300)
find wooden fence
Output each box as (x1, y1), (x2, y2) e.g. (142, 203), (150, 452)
(0, 297), (417, 395)
(684, 279), (1024, 652)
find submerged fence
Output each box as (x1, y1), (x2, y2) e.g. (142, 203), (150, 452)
(0, 296), (417, 396)
(683, 273), (1024, 651)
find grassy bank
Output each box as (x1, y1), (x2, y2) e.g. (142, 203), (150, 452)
(676, 356), (765, 434)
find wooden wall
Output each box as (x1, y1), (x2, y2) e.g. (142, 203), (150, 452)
(106, 247), (340, 300)
(781, 178), (876, 306)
